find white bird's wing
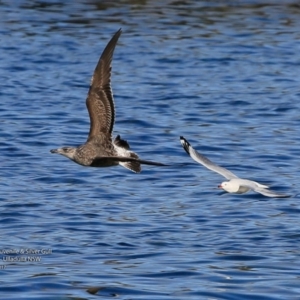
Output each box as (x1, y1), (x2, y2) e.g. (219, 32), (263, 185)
(180, 136), (238, 180)
(253, 186), (290, 198)
(236, 179), (289, 198)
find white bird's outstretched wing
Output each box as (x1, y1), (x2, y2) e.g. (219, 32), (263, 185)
(180, 136), (238, 180)
(253, 186), (290, 198)
(235, 179), (289, 198)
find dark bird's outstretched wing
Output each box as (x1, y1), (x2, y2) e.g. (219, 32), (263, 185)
(90, 156), (167, 173)
(86, 29), (122, 141)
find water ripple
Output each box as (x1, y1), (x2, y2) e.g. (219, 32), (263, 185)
(1, 1), (300, 299)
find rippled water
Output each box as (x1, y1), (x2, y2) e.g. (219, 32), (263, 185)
(1, 1), (300, 299)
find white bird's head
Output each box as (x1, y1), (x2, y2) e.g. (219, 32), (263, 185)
(50, 147), (76, 161)
(218, 180), (240, 193)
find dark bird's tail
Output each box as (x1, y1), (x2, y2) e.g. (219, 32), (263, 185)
(120, 158), (167, 173)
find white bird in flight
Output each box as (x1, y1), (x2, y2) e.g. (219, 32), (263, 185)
(180, 136), (289, 198)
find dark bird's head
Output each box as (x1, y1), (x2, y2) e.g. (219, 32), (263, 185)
(50, 147), (76, 161)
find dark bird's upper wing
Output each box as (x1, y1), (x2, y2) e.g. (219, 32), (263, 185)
(180, 136), (238, 180)
(86, 29), (122, 141)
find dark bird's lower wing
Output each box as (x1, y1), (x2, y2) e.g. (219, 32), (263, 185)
(91, 156), (167, 173)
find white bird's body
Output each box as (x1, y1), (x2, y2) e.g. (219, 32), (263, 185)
(180, 136), (288, 198)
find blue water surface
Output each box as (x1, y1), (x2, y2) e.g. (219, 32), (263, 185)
(1, 0), (300, 299)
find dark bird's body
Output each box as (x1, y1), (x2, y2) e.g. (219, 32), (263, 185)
(50, 29), (165, 173)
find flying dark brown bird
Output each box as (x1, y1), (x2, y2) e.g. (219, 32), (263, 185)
(51, 29), (165, 173)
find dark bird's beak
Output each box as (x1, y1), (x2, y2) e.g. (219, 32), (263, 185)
(218, 185), (222, 189)
(50, 149), (58, 153)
